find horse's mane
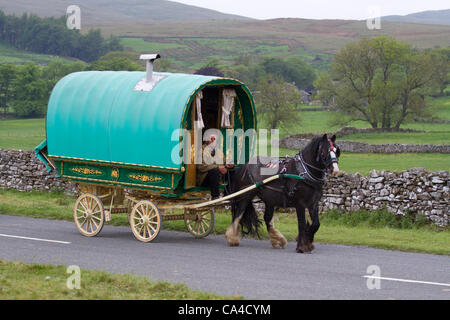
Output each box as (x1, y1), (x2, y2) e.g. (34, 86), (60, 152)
(301, 136), (323, 156)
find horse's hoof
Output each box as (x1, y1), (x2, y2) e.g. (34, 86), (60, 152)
(297, 243), (312, 253)
(226, 236), (240, 247)
(280, 237), (288, 249)
(271, 240), (281, 249)
(228, 241), (240, 247)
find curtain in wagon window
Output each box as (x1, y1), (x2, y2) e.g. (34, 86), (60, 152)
(221, 88), (236, 127)
(195, 91), (205, 130)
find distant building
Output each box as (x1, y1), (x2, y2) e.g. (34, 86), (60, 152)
(300, 90), (311, 104)
(300, 85), (316, 104)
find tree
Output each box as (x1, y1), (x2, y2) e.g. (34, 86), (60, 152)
(0, 64), (17, 116)
(0, 10), (123, 63)
(261, 57), (316, 90)
(255, 75), (302, 129)
(315, 36), (439, 130)
(12, 63), (48, 117)
(89, 57), (144, 71)
(194, 66), (224, 77)
(428, 48), (450, 96)
(154, 58), (172, 72)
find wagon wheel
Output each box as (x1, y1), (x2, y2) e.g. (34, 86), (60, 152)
(74, 193), (105, 237)
(130, 200), (161, 242)
(184, 208), (215, 239)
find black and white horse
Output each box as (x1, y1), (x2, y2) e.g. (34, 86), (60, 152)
(225, 134), (341, 253)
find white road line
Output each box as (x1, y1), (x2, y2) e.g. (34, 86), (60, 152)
(363, 275), (450, 287)
(0, 233), (71, 245)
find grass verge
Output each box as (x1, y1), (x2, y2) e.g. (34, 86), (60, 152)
(0, 189), (448, 255)
(0, 260), (240, 300)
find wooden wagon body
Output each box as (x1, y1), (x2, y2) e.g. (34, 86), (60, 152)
(35, 67), (257, 242)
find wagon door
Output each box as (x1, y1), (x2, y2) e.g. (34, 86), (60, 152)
(184, 97), (198, 189)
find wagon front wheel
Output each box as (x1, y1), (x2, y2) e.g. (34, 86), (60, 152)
(130, 200), (161, 242)
(185, 208), (215, 239)
(74, 193), (105, 237)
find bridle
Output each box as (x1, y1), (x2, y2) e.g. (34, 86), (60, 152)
(293, 138), (340, 184)
(317, 138), (339, 170)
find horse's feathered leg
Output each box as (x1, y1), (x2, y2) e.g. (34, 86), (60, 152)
(264, 205), (287, 249)
(225, 197), (248, 246)
(295, 205), (312, 253)
(306, 205), (320, 251)
(225, 212), (243, 246)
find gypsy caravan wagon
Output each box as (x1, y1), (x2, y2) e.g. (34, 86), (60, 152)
(35, 54), (258, 242)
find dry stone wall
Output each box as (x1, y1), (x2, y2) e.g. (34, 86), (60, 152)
(322, 169), (448, 227)
(0, 149), (76, 194)
(281, 137), (450, 154)
(0, 149), (448, 226)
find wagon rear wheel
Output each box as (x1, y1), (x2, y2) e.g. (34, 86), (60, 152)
(130, 200), (161, 242)
(74, 193), (105, 237)
(185, 208), (215, 239)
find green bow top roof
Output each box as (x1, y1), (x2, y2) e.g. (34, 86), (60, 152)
(45, 71), (256, 171)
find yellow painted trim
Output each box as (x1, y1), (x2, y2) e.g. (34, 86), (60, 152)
(62, 175), (172, 190)
(50, 155), (183, 174)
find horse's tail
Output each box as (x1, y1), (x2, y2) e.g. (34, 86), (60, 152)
(229, 164), (262, 238)
(239, 201), (262, 238)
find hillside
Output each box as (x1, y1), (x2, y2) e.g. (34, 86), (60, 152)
(105, 18), (450, 52)
(1, 1), (449, 71)
(383, 9), (450, 26)
(112, 18), (450, 72)
(0, 0), (251, 24)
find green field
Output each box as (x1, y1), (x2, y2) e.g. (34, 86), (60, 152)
(338, 132), (450, 145)
(119, 36), (332, 72)
(0, 42), (78, 65)
(0, 118), (45, 150)
(428, 95), (450, 120)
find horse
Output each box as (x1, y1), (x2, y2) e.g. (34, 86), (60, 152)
(225, 134), (341, 253)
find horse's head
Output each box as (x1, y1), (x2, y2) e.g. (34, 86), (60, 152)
(317, 134), (341, 176)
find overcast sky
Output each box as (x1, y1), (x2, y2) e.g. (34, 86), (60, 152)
(171, 0), (449, 20)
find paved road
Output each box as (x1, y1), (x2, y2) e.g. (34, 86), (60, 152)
(0, 214), (449, 299)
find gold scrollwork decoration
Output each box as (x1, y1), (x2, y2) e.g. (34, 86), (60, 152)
(128, 174), (163, 183)
(111, 168), (119, 180)
(72, 167), (103, 175)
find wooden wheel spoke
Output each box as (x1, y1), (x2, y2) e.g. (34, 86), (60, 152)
(79, 201), (88, 212)
(138, 225), (145, 236)
(136, 208), (145, 218)
(79, 217), (87, 227)
(200, 220), (210, 229)
(91, 215), (102, 222)
(91, 218), (99, 229)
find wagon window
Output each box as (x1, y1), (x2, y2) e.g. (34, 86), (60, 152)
(200, 87), (221, 130)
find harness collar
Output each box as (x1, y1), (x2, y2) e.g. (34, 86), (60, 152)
(296, 153), (327, 185)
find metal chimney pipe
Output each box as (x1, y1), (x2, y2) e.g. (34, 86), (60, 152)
(140, 54), (161, 83)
